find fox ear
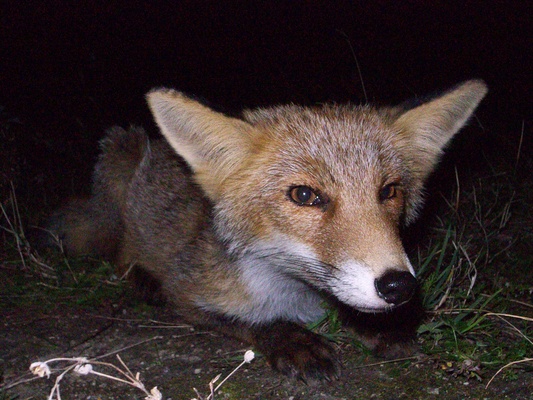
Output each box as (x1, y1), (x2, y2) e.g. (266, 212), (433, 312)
(392, 79), (488, 220)
(393, 80), (488, 179)
(147, 89), (253, 200)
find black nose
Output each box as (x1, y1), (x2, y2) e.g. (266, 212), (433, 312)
(375, 270), (417, 305)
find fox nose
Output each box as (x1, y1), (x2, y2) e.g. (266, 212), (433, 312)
(375, 270), (417, 306)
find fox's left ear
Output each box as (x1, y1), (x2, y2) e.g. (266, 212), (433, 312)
(391, 79), (488, 221)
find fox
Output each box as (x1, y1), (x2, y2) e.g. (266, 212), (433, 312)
(48, 80), (487, 381)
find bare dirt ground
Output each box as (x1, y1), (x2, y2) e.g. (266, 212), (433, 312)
(2, 290), (531, 400)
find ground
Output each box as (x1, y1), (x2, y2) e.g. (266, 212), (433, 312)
(1, 286), (531, 400)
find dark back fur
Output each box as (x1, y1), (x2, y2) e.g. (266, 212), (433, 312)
(47, 126), (148, 259)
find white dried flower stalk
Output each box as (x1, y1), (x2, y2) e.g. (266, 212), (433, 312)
(145, 386), (162, 400)
(74, 363), (93, 375)
(29, 362), (51, 378)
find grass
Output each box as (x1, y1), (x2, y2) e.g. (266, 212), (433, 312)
(0, 185), (131, 312)
(412, 165), (532, 382)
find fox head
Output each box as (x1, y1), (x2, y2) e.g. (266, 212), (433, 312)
(147, 80), (487, 313)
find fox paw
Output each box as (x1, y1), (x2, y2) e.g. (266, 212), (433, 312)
(253, 321), (340, 382)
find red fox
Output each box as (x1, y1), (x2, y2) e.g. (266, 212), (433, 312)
(49, 80), (487, 381)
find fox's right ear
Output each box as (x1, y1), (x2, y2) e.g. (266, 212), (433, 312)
(391, 79), (488, 222)
(147, 89), (254, 200)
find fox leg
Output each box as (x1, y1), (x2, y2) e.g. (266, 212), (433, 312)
(123, 266), (340, 380)
(202, 314), (340, 382)
(249, 321), (340, 382)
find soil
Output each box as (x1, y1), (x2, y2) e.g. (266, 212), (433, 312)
(1, 289), (531, 400)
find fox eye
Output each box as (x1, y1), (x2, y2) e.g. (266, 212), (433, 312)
(289, 186), (322, 206)
(379, 183), (398, 201)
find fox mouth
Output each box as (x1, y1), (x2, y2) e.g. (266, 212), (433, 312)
(354, 303), (401, 313)
(248, 246), (415, 313)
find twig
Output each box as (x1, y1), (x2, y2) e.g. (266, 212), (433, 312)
(27, 355), (162, 399)
(91, 336), (163, 361)
(336, 29), (368, 103)
(486, 358), (533, 388)
(352, 356), (418, 369)
(203, 350), (255, 400)
(514, 120), (525, 170)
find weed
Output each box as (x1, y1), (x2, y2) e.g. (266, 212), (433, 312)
(192, 350), (255, 400)
(1, 185), (131, 312)
(414, 169), (532, 382)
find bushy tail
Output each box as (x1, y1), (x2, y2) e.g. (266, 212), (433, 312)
(47, 126), (149, 259)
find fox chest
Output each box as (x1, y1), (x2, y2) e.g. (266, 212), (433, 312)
(247, 271), (326, 324)
(233, 262), (326, 324)
(193, 258), (325, 325)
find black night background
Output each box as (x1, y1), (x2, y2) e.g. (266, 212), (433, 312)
(1, 1), (530, 203)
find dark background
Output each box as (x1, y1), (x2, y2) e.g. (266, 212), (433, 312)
(0, 1), (531, 211)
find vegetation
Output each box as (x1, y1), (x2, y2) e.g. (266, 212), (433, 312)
(414, 163), (532, 385)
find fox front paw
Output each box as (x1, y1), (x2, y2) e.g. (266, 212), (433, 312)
(252, 321), (340, 382)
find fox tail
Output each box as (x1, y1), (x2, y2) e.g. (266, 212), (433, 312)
(46, 126), (148, 259)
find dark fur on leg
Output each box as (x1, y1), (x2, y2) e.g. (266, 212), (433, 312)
(250, 321), (341, 383)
